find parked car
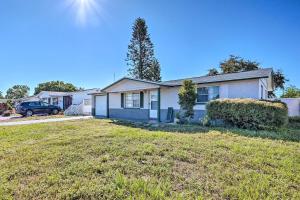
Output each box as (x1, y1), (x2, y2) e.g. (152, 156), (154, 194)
(16, 101), (61, 117)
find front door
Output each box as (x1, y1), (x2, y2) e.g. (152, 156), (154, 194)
(95, 95), (107, 117)
(63, 96), (72, 110)
(149, 90), (158, 119)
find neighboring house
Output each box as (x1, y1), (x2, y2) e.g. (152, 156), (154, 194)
(19, 89), (101, 115)
(90, 68), (274, 122)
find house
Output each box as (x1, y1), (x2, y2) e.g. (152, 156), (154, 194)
(19, 89), (101, 115)
(90, 68), (274, 122)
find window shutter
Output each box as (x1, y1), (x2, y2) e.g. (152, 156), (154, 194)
(121, 93), (124, 108)
(140, 91), (144, 108)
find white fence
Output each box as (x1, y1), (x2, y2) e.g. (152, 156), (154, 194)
(271, 98), (300, 116)
(64, 100), (92, 116)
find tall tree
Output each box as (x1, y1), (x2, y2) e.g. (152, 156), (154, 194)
(281, 85), (300, 98)
(220, 55), (259, 73)
(0, 91), (4, 99)
(178, 80), (197, 119)
(6, 85), (30, 99)
(34, 81), (78, 95)
(146, 58), (161, 81)
(208, 55), (287, 96)
(126, 18), (161, 81)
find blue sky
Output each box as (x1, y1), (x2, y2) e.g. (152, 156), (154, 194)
(0, 0), (299, 95)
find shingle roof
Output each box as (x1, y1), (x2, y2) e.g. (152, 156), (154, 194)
(161, 68), (273, 86)
(90, 68), (273, 94)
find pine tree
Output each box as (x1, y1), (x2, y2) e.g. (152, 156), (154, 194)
(126, 18), (161, 81)
(146, 58), (161, 81)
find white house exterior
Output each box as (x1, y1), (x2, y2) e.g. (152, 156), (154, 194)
(22, 89), (101, 115)
(91, 68), (274, 122)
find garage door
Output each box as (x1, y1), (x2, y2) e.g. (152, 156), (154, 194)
(95, 95), (107, 116)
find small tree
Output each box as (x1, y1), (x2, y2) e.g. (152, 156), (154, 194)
(178, 80), (197, 120)
(281, 85), (300, 98)
(6, 85), (30, 99)
(0, 91), (4, 99)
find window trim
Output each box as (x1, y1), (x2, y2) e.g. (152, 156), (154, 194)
(124, 92), (141, 109)
(52, 97), (58, 106)
(196, 86), (220, 103)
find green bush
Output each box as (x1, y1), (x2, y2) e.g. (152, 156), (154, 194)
(289, 116), (300, 123)
(206, 99), (288, 130)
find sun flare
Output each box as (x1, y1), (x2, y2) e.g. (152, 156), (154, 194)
(65, 0), (104, 26)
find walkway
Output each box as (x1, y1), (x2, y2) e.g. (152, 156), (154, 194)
(0, 116), (93, 126)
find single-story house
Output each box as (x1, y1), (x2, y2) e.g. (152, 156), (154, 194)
(19, 89), (101, 115)
(90, 68), (274, 122)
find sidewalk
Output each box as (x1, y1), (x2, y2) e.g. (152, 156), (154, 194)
(0, 116), (93, 126)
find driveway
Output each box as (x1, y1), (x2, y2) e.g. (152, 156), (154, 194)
(0, 116), (93, 126)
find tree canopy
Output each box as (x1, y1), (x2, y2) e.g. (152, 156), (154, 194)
(126, 18), (161, 81)
(207, 55), (288, 95)
(207, 68), (219, 76)
(34, 81), (79, 95)
(5, 85), (30, 99)
(281, 86), (300, 98)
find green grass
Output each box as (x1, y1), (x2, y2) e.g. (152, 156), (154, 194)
(0, 119), (299, 199)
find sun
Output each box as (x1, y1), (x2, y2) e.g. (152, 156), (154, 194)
(65, 0), (103, 26)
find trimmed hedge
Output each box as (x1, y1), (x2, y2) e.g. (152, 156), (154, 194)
(206, 99), (288, 130)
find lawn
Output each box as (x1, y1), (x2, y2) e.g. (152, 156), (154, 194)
(0, 119), (299, 199)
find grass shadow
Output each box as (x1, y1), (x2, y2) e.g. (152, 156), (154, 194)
(110, 119), (210, 134)
(110, 119), (300, 142)
(208, 125), (300, 142)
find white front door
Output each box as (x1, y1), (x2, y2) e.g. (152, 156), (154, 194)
(149, 90), (158, 119)
(95, 95), (107, 116)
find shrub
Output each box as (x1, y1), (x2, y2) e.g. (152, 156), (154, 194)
(2, 110), (11, 117)
(206, 99), (288, 130)
(0, 103), (8, 115)
(178, 80), (197, 120)
(289, 116), (300, 123)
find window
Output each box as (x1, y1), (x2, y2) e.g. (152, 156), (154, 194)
(84, 99), (91, 106)
(41, 102), (49, 106)
(197, 86), (219, 103)
(125, 93), (140, 108)
(28, 102), (40, 107)
(42, 98), (48, 103)
(52, 98), (58, 106)
(261, 85), (264, 99)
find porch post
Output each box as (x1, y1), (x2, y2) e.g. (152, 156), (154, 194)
(91, 95), (95, 116)
(106, 93), (110, 118)
(157, 88), (161, 122)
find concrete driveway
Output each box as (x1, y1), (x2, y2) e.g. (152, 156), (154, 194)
(0, 116), (93, 126)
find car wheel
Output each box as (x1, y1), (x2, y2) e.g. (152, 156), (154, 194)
(26, 110), (33, 117)
(52, 109), (59, 115)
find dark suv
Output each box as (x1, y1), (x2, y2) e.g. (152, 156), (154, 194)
(16, 101), (61, 117)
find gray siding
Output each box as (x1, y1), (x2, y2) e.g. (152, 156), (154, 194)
(109, 108), (149, 121)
